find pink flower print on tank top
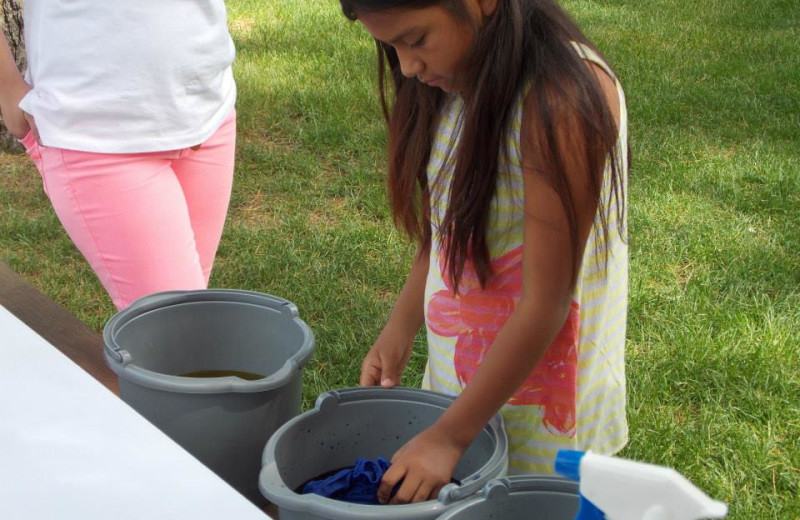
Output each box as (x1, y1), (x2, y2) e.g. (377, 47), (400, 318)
(427, 246), (579, 436)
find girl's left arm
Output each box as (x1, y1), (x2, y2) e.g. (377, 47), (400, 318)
(378, 63), (621, 505)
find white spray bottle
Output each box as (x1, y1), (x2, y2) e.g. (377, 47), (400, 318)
(554, 450), (728, 520)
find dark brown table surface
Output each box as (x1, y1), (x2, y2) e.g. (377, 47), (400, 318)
(0, 261), (119, 394)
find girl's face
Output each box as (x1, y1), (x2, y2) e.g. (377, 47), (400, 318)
(358, 1), (494, 93)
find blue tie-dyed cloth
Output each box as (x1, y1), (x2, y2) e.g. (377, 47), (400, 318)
(302, 457), (390, 504)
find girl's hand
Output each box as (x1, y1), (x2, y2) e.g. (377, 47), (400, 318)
(377, 425), (464, 504)
(0, 77), (35, 141)
(359, 328), (413, 388)
(361, 245), (428, 388)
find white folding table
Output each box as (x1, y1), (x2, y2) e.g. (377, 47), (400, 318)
(0, 305), (272, 519)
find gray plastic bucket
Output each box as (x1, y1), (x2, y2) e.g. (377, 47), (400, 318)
(103, 289), (314, 504)
(435, 475), (580, 519)
(259, 387), (508, 520)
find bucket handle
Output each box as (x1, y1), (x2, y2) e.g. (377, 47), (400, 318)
(438, 418), (508, 505)
(124, 290), (193, 309)
(259, 461), (300, 504)
(103, 289), (311, 370)
(439, 477), (489, 505)
(111, 358), (301, 394)
(102, 291), (193, 365)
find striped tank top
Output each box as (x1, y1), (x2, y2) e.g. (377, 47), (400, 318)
(421, 43), (629, 474)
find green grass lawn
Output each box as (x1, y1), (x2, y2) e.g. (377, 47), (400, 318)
(1, 0), (798, 517)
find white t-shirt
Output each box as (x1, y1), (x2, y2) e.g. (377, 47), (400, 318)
(18, 0), (237, 153)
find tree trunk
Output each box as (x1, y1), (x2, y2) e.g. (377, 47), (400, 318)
(1, 0), (25, 151)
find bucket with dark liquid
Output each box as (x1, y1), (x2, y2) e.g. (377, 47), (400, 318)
(103, 289), (315, 505)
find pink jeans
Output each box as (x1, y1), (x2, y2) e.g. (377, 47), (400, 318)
(21, 110), (236, 310)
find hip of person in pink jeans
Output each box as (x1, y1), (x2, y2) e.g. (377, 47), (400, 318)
(20, 109), (237, 310)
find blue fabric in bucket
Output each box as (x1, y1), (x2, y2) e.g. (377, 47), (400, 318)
(302, 457), (390, 504)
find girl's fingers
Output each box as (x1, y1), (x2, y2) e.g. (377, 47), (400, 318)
(360, 351), (383, 386)
(359, 363), (380, 387)
(378, 352), (400, 388)
(410, 481), (435, 503)
(360, 347), (403, 388)
(389, 473), (422, 505)
(377, 464), (405, 504)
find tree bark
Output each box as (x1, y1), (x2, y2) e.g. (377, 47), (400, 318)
(1, 0), (25, 151)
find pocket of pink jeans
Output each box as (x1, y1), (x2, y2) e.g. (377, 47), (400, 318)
(19, 129), (37, 151)
(20, 130), (47, 194)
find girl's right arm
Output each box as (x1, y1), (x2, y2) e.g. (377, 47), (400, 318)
(360, 245), (429, 388)
(0, 35), (33, 140)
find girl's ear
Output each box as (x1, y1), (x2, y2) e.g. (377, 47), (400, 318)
(478, 0), (499, 16)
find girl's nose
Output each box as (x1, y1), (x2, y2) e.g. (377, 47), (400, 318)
(396, 49), (423, 78)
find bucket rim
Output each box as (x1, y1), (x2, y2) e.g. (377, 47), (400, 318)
(475, 475), (578, 495)
(434, 475), (579, 519)
(102, 289), (315, 394)
(259, 387), (509, 516)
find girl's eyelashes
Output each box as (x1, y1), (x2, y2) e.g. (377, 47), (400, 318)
(410, 35), (426, 48)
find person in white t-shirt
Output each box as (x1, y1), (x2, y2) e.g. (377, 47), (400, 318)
(0, 0), (237, 310)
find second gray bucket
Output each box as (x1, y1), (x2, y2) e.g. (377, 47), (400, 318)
(435, 476), (580, 519)
(103, 289), (315, 505)
(259, 387), (508, 520)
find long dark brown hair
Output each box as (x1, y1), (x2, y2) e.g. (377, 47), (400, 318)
(341, 0), (626, 292)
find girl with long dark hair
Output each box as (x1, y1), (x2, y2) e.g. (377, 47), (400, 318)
(341, 0), (629, 503)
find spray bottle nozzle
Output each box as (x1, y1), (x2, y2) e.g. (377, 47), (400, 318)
(554, 449), (584, 482)
(554, 450), (606, 520)
(554, 450), (728, 520)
